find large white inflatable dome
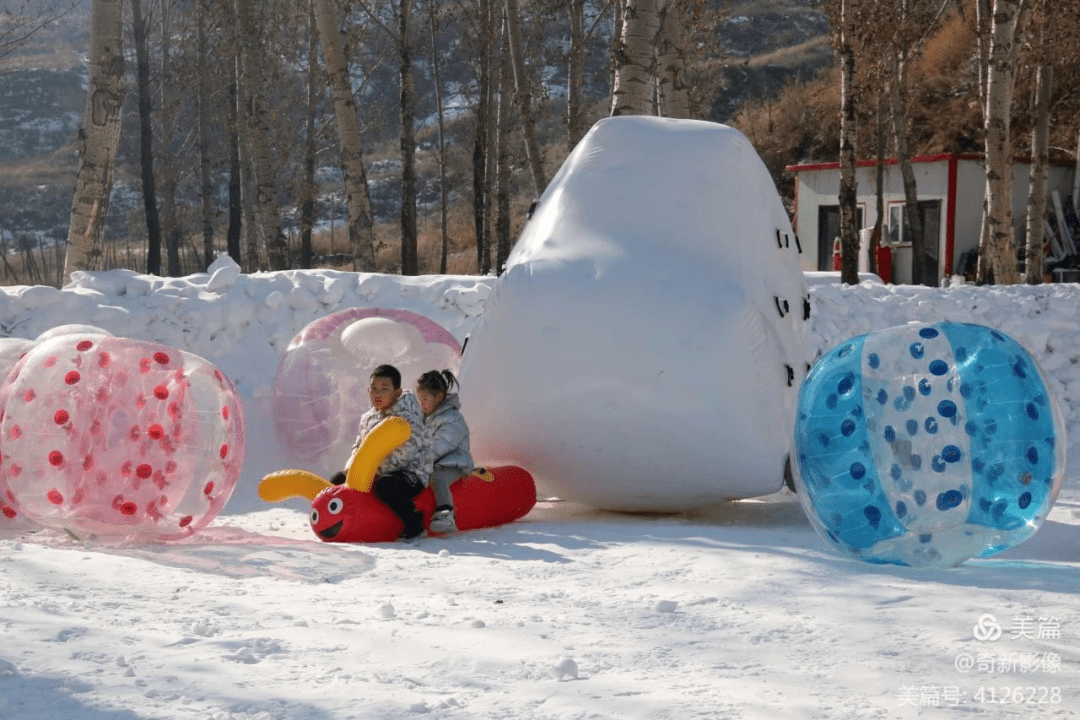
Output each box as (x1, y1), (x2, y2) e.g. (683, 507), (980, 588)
(459, 116), (810, 511)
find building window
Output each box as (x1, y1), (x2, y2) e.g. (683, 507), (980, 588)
(887, 203), (906, 245)
(887, 201), (941, 248)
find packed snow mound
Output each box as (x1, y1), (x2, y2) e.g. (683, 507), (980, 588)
(459, 116), (811, 511)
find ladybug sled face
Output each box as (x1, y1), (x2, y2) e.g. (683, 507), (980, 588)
(309, 485), (401, 543)
(309, 485), (354, 540)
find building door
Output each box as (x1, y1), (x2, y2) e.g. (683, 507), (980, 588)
(817, 205), (864, 271)
(920, 200), (941, 286)
(888, 200), (941, 285)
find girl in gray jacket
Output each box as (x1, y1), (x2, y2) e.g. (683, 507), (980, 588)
(416, 370), (473, 534)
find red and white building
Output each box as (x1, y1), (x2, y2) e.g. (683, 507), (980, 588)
(786, 153), (1077, 283)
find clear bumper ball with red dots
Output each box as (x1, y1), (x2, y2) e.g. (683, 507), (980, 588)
(0, 337), (36, 529)
(0, 333), (245, 541)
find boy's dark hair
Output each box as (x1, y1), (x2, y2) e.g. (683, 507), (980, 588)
(417, 369), (458, 395)
(371, 364), (402, 389)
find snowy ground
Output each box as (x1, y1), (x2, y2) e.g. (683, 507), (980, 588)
(2, 263), (1079, 719)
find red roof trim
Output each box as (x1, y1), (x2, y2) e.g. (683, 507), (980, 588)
(785, 153), (983, 173)
(786, 152), (1075, 173)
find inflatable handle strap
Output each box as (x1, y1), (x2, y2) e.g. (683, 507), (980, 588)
(346, 416), (412, 492)
(258, 469), (332, 502)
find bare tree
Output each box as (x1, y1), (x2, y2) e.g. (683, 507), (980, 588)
(836, 0), (859, 285)
(494, 13), (514, 271)
(980, 0), (1029, 285)
(313, 0), (377, 271)
(611, 0), (659, 116)
(656, 0), (689, 117)
(297, 2), (319, 270)
(225, 72), (245, 267)
(870, 94), (886, 276)
(470, 0), (496, 273)
(157, 0), (182, 276)
(883, 0), (950, 287)
(131, 0), (164, 275)
(233, 0), (290, 270)
(64, 0), (125, 282)
(1024, 0), (1050, 284)
(504, 0), (547, 195)
(429, 0), (450, 273)
(566, 0), (619, 147)
(196, 0), (216, 270)
(566, 0), (588, 149)
(350, 0), (423, 274)
(398, 0), (419, 275)
(0, 0), (80, 64)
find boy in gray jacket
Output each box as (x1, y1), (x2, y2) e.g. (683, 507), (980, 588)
(416, 370), (473, 534)
(336, 364), (427, 540)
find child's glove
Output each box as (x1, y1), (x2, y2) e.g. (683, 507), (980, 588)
(330, 471), (347, 485)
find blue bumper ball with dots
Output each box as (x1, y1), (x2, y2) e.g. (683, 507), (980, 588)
(792, 322), (1065, 568)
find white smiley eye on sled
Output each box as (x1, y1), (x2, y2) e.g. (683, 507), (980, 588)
(327, 498), (344, 514)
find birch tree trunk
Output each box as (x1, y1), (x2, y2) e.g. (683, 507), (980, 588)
(982, 0), (1027, 285)
(504, 0), (547, 195)
(838, 0), (859, 285)
(1024, 3), (1050, 285)
(656, 0), (690, 118)
(64, 0), (125, 283)
(234, 0), (289, 271)
(608, 0), (623, 100)
(611, 0), (659, 116)
(974, 0), (991, 116)
(312, 0), (377, 271)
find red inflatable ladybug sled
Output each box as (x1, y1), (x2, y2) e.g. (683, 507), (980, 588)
(258, 417), (536, 542)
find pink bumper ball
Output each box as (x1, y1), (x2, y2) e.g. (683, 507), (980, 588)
(0, 337), (35, 528)
(272, 308), (461, 478)
(0, 333), (245, 541)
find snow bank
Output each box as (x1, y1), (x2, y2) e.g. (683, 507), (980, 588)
(0, 256), (1076, 512)
(810, 281), (1080, 434)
